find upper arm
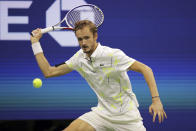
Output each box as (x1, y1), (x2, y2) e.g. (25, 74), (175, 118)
(46, 63), (73, 78)
(112, 49), (136, 72)
(128, 61), (151, 73)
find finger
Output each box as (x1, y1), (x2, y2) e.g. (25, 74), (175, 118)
(153, 112), (157, 123)
(32, 29), (40, 37)
(161, 111), (164, 122)
(32, 30), (36, 34)
(34, 28), (40, 33)
(158, 112), (161, 123)
(163, 110), (167, 119)
(32, 30), (38, 35)
(37, 28), (41, 33)
(149, 107), (153, 115)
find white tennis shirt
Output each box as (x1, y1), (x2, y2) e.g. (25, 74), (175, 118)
(66, 43), (142, 122)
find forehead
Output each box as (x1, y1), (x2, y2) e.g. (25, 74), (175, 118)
(75, 26), (93, 37)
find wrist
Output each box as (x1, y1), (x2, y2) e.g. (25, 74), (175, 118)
(31, 42), (43, 55)
(32, 41), (39, 44)
(152, 96), (160, 99)
(152, 96), (161, 103)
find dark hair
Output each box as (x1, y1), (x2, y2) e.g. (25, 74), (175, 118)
(74, 20), (97, 35)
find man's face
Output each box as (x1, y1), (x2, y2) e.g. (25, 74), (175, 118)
(75, 26), (97, 55)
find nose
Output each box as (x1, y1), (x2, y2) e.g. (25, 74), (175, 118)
(81, 39), (87, 46)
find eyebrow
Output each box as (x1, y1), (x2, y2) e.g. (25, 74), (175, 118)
(77, 35), (90, 40)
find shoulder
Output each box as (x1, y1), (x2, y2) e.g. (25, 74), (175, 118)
(101, 45), (124, 57)
(101, 45), (121, 53)
(66, 49), (83, 69)
(72, 49), (83, 59)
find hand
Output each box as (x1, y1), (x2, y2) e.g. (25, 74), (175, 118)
(149, 98), (167, 123)
(30, 28), (43, 44)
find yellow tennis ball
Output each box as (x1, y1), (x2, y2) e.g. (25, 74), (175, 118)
(33, 78), (42, 88)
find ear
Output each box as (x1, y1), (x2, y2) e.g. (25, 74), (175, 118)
(94, 32), (98, 41)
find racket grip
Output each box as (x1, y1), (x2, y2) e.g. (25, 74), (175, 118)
(41, 27), (54, 34)
(31, 27), (54, 37)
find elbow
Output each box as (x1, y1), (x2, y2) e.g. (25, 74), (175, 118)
(44, 75), (51, 78)
(145, 65), (152, 71)
(43, 73), (50, 78)
(142, 65), (153, 74)
(43, 70), (52, 78)
(43, 66), (54, 78)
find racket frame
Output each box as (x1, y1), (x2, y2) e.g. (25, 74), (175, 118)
(31, 4), (104, 36)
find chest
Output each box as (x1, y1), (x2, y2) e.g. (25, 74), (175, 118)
(77, 57), (119, 80)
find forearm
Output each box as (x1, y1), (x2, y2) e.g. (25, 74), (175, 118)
(129, 61), (166, 122)
(129, 61), (160, 99)
(144, 68), (167, 123)
(30, 29), (51, 77)
(141, 67), (160, 100)
(35, 52), (51, 77)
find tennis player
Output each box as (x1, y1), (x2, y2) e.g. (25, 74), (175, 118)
(31, 20), (167, 131)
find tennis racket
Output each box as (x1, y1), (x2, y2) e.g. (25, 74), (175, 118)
(31, 4), (104, 36)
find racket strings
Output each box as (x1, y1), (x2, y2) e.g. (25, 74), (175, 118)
(66, 5), (104, 28)
(69, 11), (80, 27)
(93, 8), (103, 27)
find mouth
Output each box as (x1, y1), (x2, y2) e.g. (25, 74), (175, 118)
(82, 46), (88, 49)
(81, 46), (90, 53)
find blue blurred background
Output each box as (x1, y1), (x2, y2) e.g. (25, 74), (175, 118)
(0, 0), (196, 130)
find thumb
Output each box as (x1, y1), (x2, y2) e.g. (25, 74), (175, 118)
(149, 106), (153, 115)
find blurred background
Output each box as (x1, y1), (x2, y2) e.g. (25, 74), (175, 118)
(0, 0), (195, 130)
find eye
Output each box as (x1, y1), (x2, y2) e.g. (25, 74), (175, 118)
(78, 38), (82, 41)
(84, 36), (89, 40)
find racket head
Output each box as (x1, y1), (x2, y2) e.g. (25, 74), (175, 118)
(65, 4), (104, 29)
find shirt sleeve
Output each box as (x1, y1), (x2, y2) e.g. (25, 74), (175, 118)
(65, 50), (80, 70)
(113, 49), (136, 72)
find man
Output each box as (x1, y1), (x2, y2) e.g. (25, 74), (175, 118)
(31, 20), (167, 131)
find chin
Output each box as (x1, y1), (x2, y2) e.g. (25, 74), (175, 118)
(83, 49), (91, 54)
(83, 50), (90, 54)
(82, 48), (88, 52)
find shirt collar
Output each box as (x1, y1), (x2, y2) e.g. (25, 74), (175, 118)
(83, 42), (102, 60)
